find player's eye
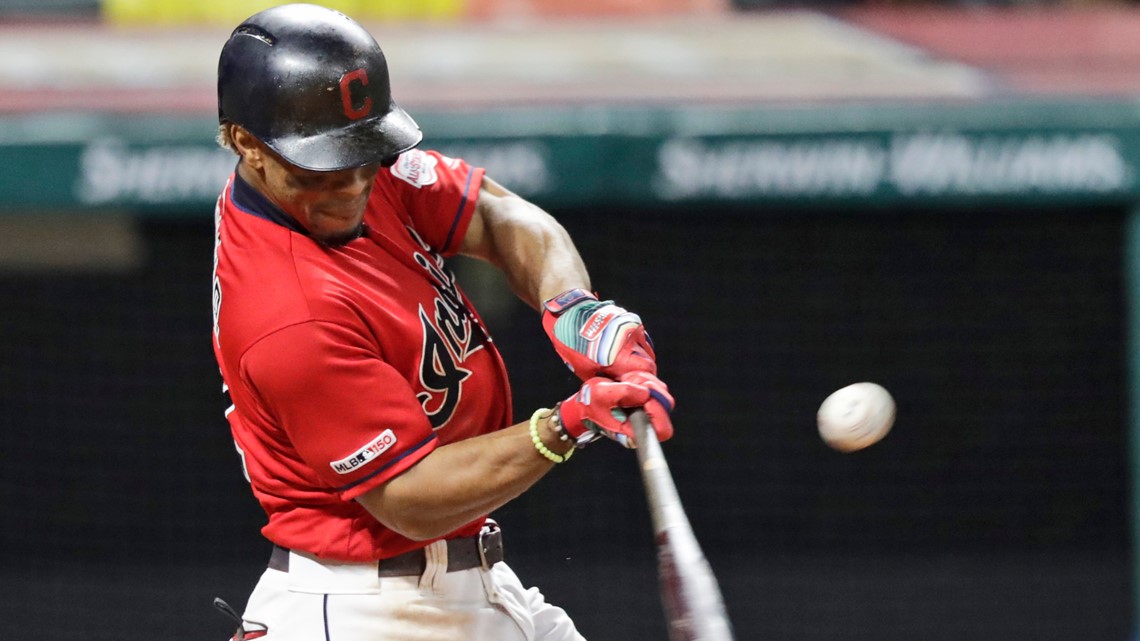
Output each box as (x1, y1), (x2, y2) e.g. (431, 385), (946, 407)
(287, 171), (332, 190)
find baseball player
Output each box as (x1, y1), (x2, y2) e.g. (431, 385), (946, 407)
(209, 4), (674, 641)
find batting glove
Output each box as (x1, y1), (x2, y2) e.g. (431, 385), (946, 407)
(557, 372), (675, 448)
(542, 288), (657, 381)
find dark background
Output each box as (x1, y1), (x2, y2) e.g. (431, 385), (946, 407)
(0, 202), (1129, 640)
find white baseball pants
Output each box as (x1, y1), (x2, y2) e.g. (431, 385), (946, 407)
(232, 539), (586, 641)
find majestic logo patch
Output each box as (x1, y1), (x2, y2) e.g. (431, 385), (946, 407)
(390, 150), (439, 188)
(330, 429), (397, 475)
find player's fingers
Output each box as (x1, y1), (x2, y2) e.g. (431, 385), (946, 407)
(589, 378), (652, 409)
(619, 371), (675, 412)
(641, 398), (674, 442)
(632, 326), (656, 362)
(606, 328), (658, 377)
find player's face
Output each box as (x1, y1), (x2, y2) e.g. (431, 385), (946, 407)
(232, 128), (380, 247)
(259, 152), (381, 247)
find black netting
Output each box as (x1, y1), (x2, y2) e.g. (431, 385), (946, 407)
(0, 205), (1129, 640)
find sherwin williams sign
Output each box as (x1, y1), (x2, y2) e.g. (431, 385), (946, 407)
(58, 131), (1133, 210)
(75, 139), (238, 206)
(654, 132), (1130, 200)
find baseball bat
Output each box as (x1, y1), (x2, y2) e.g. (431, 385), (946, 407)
(631, 409), (735, 641)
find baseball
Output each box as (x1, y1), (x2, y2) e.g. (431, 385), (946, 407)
(817, 382), (896, 452)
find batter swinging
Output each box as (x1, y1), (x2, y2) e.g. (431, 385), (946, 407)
(209, 4), (674, 640)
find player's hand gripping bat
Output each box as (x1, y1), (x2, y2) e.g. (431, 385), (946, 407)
(631, 409), (735, 641)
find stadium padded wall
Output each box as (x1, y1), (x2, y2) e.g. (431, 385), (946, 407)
(0, 207), (1129, 641)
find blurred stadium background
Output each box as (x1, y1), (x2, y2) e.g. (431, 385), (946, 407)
(0, 0), (1137, 639)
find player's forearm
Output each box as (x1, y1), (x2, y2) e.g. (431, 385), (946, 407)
(465, 178), (590, 309)
(490, 201), (589, 309)
(355, 414), (571, 541)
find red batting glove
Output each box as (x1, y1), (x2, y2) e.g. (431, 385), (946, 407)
(557, 372), (675, 449)
(542, 288), (657, 381)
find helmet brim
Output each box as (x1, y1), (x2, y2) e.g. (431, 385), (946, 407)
(267, 105), (423, 172)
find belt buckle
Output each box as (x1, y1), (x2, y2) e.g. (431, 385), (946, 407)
(477, 523), (503, 570)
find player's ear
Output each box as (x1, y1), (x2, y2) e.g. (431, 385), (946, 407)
(229, 125), (266, 169)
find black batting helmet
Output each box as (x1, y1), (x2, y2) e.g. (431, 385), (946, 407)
(217, 3), (422, 171)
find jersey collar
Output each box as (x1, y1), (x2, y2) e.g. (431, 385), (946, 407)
(230, 171), (309, 236)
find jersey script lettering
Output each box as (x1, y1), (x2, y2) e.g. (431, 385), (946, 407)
(409, 228), (485, 429)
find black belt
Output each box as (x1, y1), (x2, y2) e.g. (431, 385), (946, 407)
(268, 528), (504, 578)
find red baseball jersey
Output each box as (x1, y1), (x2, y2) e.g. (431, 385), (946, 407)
(211, 150), (511, 562)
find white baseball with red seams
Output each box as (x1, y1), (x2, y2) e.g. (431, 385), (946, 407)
(817, 382), (896, 452)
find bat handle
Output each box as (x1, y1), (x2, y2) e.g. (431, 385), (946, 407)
(631, 407), (659, 449)
(630, 409), (683, 536)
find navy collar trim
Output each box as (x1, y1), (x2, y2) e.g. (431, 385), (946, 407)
(230, 171), (309, 236)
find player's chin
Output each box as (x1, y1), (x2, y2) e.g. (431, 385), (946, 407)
(313, 223), (364, 247)
(308, 209), (366, 247)
(309, 217), (364, 247)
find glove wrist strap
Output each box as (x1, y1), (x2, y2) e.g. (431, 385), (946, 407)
(553, 402), (601, 448)
(542, 288), (596, 315)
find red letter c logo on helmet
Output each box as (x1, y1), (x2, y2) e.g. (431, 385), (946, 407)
(339, 68), (372, 121)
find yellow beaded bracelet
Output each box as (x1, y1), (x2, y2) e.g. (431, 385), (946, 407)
(529, 407), (573, 464)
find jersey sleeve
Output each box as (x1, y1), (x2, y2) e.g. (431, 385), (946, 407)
(240, 320), (438, 501)
(380, 149), (485, 256)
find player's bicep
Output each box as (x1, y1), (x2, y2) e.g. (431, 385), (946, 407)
(460, 176), (544, 264)
(241, 322), (437, 498)
(458, 179), (502, 261)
